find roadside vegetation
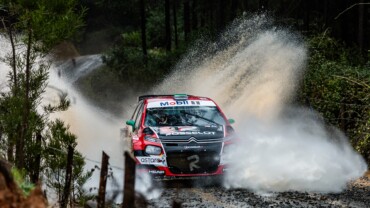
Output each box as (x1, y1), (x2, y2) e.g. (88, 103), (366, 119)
(302, 34), (370, 164)
(0, 0), (93, 206)
(0, 0), (369, 207)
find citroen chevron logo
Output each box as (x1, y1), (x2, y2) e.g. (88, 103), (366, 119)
(188, 137), (198, 143)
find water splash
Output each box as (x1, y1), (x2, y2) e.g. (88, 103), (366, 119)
(154, 14), (367, 192)
(48, 56), (160, 201)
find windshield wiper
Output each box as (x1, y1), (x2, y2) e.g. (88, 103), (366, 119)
(180, 111), (221, 126)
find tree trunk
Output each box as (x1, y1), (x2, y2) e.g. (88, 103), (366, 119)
(165, 0), (171, 52)
(1, 18), (18, 164)
(244, 0), (248, 11)
(140, 0), (147, 62)
(31, 132), (42, 183)
(184, 0), (190, 42)
(7, 134), (14, 163)
(303, 0), (310, 32)
(173, 0), (178, 48)
(9, 27), (17, 93)
(231, 0), (238, 20)
(60, 146), (74, 208)
(340, 0), (351, 43)
(16, 27), (32, 170)
(192, 0), (198, 30)
(217, 0), (225, 31)
(324, 0), (329, 27)
(200, 1), (205, 27)
(209, 1), (214, 33)
(358, 0), (365, 55)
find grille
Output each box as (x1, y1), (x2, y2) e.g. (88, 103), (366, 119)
(161, 138), (223, 144)
(166, 151), (220, 174)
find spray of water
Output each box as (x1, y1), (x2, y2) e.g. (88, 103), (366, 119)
(0, 35), (12, 90)
(154, 14), (367, 192)
(48, 57), (161, 200)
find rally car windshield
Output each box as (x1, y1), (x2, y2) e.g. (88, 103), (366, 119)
(144, 106), (226, 127)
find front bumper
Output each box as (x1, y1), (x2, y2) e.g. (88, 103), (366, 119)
(136, 164), (227, 179)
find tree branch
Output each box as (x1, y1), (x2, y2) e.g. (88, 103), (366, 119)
(335, 3), (370, 20)
(333, 75), (370, 89)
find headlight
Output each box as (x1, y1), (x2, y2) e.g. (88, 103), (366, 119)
(145, 145), (162, 155)
(144, 136), (160, 143)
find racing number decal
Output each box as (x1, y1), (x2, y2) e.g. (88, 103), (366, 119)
(187, 155), (200, 171)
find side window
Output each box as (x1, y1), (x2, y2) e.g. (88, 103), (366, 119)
(131, 102), (142, 120)
(134, 103), (144, 130)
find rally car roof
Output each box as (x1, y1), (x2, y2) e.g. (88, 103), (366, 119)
(138, 94), (212, 102)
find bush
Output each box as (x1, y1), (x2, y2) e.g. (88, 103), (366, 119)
(301, 32), (370, 165)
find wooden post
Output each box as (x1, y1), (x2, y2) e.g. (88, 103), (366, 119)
(122, 151), (136, 208)
(172, 200), (182, 208)
(60, 145), (74, 208)
(98, 151), (110, 208)
(31, 132), (42, 183)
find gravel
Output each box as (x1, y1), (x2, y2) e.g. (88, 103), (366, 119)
(146, 173), (370, 208)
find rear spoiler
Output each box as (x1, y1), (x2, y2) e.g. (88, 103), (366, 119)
(138, 94), (191, 102)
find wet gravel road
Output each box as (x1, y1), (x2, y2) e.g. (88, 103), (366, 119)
(146, 173), (370, 208)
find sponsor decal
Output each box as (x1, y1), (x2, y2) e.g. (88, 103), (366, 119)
(178, 127), (199, 131)
(187, 155), (200, 171)
(148, 170), (165, 175)
(160, 100), (189, 106)
(184, 145), (202, 149)
(147, 100), (216, 108)
(137, 156), (167, 166)
(158, 126), (199, 135)
(166, 131), (216, 136)
(158, 127), (177, 135)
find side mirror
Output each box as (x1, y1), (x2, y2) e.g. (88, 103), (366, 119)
(126, 120), (135, 128)
(228, 118), (235, 124)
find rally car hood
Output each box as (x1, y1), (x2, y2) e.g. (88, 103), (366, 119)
(150, 126), (225, 143)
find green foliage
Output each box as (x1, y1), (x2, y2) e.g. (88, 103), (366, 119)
(147, 7), (165, 48)
(43, 119), (94, 206)
(122, 31), (141, 47)
(102, 38), (184, 89)
(301, 32), (370, 164)
(26, 3), (86, 52)
(11, 167), (35, 196)
(1, 0), (86, 53)
(0, 0), (92, 205)
(0, 0), (85, 164)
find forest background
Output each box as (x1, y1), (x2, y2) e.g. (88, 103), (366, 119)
(0, 0), (369, 207)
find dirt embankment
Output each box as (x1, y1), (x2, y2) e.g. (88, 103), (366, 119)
(0, 160), (47, 208)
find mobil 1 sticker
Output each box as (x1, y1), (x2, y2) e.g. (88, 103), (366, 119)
(136, 156), (167, 166)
